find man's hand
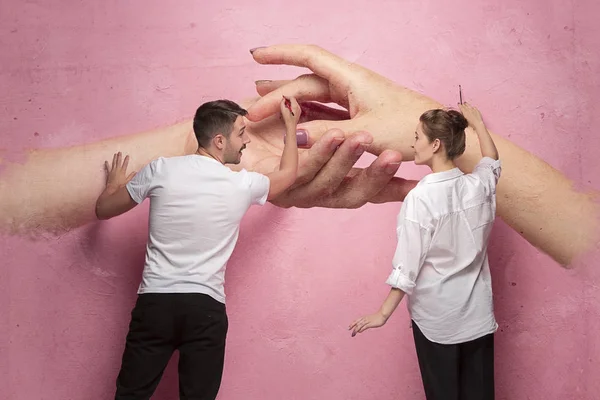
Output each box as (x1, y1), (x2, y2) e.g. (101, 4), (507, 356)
(104, 152), (136, 194)
(236, 98), (417, 209)
(95, 152), (138, 220)
(281, 96), (301, 127)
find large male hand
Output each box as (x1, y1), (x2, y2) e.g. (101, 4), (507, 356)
(235, 98), (416, 208)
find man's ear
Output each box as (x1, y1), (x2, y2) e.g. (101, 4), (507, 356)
(213, 134), (225, 150)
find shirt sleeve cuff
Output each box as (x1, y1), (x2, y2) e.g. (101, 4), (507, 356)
(125, 182), (143, 204)
(256, 175), (270, 205)
(385, 269), (416, 295)
(478, 156), (501, 168)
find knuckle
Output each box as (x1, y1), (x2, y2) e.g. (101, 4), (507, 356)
(297, 73), (314, 82)
(295, 175), (312, 185)
(345, 194), (368, 209)
(319, 184), (336, 198)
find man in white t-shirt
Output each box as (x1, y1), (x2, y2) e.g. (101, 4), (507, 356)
(95, 97), (301, 400)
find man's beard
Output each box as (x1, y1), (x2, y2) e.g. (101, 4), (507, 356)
(225, 145), (246, 164)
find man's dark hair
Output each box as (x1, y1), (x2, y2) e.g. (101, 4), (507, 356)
(193, 100), (248, 148)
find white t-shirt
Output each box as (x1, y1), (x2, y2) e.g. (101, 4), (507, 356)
(125, 155), (270, 304)
(386, 157), (502, 344)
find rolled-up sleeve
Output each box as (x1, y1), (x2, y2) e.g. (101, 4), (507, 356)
(472, 157), (501, 194)
(386, 196), (432, 295)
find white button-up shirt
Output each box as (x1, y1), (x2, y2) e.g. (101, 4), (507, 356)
(387, 157), (502, 344)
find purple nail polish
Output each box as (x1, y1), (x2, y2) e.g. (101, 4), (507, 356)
(296, 129), (308, 146)
(249, 46), (266, 54)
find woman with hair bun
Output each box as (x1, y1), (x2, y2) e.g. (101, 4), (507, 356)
(350, 103), (500, 400)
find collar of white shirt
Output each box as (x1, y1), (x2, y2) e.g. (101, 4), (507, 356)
(196, 154), (224, 166)
(420, 167), (464, 185)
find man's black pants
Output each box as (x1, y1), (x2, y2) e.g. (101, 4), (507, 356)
(115, 293), (228, 400)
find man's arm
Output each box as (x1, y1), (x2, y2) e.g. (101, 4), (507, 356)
(264, 97), (301, 200)
(94, 152), (138, 220)
(0, 99), (410, 236)
(95, 187), (137, 220)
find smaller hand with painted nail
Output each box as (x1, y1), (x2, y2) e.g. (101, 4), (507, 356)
(248, 44), (442, 161)
(349, 311), (388, 337)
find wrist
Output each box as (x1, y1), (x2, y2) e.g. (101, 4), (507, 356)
(471, 123), (486, 133)
(379, 309), (392, 321)
(104, 183), (123, 195)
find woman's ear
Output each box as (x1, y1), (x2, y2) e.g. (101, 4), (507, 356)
(432, 138), (441, 153)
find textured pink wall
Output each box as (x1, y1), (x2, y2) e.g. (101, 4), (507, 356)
(2, 1), (599, 399)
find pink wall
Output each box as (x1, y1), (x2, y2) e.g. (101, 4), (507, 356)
(2, 1), (599, 399)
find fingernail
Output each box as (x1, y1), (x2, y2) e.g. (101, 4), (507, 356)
(250, 47), (266, 54)
(355, 144), (365, 156)
(329, 137), (344, 152)
(296, 129), (308, 146)
(385, 162), (401, 174)
(255, 80), (272, 85)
